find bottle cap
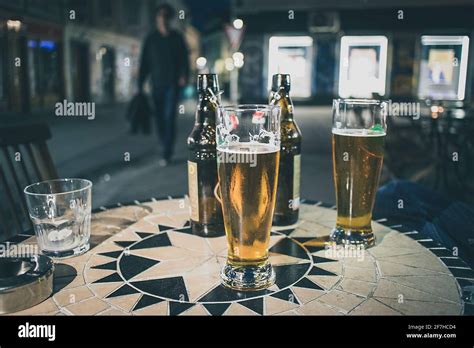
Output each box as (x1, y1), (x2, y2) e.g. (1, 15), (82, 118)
(197, 74), (220, 93)
(272, 74), (291, 92)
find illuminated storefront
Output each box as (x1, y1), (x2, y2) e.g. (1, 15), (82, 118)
(234, 3), (473, 104)
(338, 35), (388, 98)
(418, 35), (470, 101)
(267, 36), (313, 98)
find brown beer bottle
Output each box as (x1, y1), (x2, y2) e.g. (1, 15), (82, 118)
(269, 74), (302, 226)
(187, 74), (224, 236)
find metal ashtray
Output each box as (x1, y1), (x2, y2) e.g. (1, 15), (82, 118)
(0, 255), (54, 314)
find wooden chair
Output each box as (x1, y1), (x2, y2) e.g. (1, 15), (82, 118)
(0, 123), (57, 241)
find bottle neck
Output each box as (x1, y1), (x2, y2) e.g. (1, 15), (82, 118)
(271, 88), (294, 121)
(196, 90), (219, 124)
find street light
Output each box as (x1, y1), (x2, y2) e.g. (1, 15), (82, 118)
(234, 59), (244, 68)
(233, 18), (244, 30)
(234, 59), (244, 69)
(7, 20), (22, 32)
(232, 52), (244, 61)
(232, 52), (244, 68)
(196, 56), (207, 69)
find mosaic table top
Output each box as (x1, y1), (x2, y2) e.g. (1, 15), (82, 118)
(6, 198), (474, 316)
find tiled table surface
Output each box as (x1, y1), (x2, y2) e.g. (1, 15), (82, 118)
(7, 198), (474, 316)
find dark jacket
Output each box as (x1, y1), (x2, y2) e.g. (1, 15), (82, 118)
(138, 29), (189, 90)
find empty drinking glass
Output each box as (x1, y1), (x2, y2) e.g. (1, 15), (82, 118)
(24, 179), (92, 258)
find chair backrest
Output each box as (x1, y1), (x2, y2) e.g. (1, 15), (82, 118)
(0, 123), (57, 241)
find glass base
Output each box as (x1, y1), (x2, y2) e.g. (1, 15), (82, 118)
(330, 227), (375, 248)
(191, 221), (225, 238)
(41, 242), (90, 259)
(221, 262), (275, 291)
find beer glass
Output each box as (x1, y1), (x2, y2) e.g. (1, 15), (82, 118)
(330, 99), (387, 247)
(216, 105), (280, 290)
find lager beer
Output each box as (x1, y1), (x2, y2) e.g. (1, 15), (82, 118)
(187, 74), (224, 237)
(332, 130), (385, 244)
(218, 143), (279, 266)
(269, 74), (302, 226)
(330, 99), (387, 247)
(217, 105), (281, 290)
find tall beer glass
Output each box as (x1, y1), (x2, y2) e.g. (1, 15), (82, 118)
(216, 105), (280, 290)
(330, 99), (387, 247)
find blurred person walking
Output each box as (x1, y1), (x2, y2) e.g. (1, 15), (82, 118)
(138, 3), (190, 166)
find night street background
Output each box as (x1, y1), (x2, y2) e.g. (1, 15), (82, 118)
(47, 102), (336, 209)
(0, 0), (473, 262)
(1, 0), (474, 324)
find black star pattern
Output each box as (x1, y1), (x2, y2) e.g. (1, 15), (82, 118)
(91, 261), (117, 270)
(85, 222), (342, 315)
(169, 301), (195, 315)
(119, 254), (160, 280)
(135, 232), (155, 239)
(114, 241), (135, 248)
(131, 276), (189, 302)
(270, 238), (309, 259)
(133, 295), (165, 311)
(99, 251), (122, 259)
(239, 297), (264, 315)
(157, 224), (174, 232)
(273, 263), (311, 289)
(197, 284), (272, 303)
(106, 284), (139, 298)
(93, 272), (123, 284)
(130, 233), (172, 250)
(308, 266), (338, 277)
(172, 226), (193, 235)
(8, 198), (469, 316)
(293, 277), (324, 291)
(203, 303), (231, 316)
(312, 255), (338, 264)
(270, 288), (300, 305)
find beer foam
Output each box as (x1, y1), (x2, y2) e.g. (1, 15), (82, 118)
(332, 128), (386, 137)
(218, 142), (279, 154)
